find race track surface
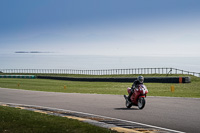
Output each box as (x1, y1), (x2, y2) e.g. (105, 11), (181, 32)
(0, 88), (199, 133)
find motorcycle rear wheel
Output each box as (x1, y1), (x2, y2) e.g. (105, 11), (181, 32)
(138, 97), (146, 109)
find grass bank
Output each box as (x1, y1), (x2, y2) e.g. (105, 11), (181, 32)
(0, 74), (200, 98)
(0, 106), (115, 133)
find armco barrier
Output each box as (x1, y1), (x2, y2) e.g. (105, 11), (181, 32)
(37, 76), (191, 83)
(0, 75), (36, 79)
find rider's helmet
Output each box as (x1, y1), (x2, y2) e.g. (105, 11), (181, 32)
(137, 76), (144, 84)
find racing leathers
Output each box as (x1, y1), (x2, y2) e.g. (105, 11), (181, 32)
(127, 80), (143, 103)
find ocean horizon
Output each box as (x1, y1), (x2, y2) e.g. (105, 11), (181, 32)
(1, 53), (200, 73)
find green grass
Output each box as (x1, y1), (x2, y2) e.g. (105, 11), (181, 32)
(0, 74), (200, 98)
(0, 106), (115, 133)
(0, 78), (128, 94)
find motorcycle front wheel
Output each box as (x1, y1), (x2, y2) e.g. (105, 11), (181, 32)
(138, 97), (146, 109)
(125, 99), (132, 108)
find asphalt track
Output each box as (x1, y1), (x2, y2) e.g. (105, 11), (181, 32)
(0, 88), (200, 133)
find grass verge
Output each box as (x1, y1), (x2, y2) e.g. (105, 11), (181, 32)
(0, 74), (200, 98)
(0, 106), (115, 133)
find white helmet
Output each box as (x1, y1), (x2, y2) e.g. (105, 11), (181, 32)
(137, 76), (144, 83)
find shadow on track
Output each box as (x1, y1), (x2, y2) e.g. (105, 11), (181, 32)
(114, 107), (139, 110)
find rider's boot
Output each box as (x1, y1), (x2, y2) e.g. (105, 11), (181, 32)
(127, 91), (133, 103)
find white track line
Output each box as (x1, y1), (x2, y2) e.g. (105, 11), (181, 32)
(1, 102), (185, 133)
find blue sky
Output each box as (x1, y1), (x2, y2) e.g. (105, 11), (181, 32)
(0, 0), (200, 56)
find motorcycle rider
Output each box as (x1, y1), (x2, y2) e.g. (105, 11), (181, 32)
(127, 76), (144, 103)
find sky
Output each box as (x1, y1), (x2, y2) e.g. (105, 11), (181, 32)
(0, 0), (200, 56)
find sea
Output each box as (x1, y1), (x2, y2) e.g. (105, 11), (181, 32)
(0, 53), (200, 73)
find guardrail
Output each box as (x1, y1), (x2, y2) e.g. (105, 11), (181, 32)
(0, 68), (200, 77)
(37, 76), (191, 83)
(0, 75), (36, 79)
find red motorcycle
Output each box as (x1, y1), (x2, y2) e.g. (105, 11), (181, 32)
(124, 84), (148, 109)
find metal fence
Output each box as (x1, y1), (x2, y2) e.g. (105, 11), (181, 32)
(0, 68), (200, 77)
